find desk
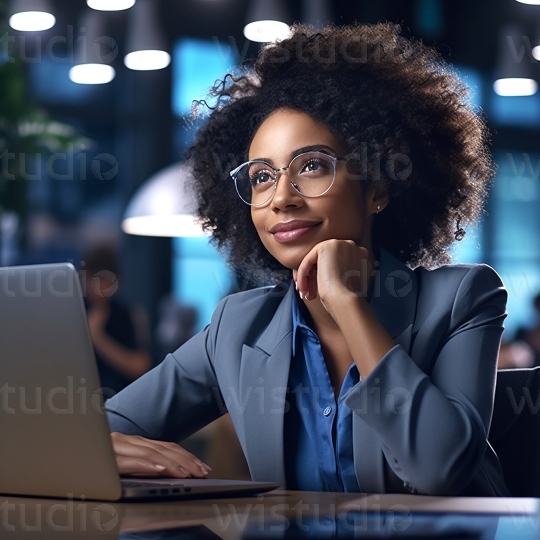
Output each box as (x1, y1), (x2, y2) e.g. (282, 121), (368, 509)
(1, 491), (539, 539)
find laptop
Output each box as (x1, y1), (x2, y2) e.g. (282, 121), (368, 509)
(0, 262), (280, 501)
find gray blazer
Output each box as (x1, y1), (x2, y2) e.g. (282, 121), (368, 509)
(106, 247), (509, 496)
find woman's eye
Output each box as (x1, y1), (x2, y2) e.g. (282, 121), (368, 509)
(250, 170), (273, 185)
(301, 158), (331, 174)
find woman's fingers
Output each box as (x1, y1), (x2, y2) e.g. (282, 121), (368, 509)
(115, 456), (192, 478)
(111, 432), (210, 478)
(115, 440), (201, 478)
(152, 441), (212, 474)
(296, 245), (320, 300)
(132, 437), (210, 476)
(309, 265), (318, 301)
(294, 240), (372, 304)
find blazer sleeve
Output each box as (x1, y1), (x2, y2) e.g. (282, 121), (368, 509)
(343, 264), (507, 495)
(105, 297), (228, 442)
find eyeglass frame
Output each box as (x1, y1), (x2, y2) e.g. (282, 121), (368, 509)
(229, 150), (347, 207)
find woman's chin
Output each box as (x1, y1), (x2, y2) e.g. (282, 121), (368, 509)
(267, 250), (309, 272)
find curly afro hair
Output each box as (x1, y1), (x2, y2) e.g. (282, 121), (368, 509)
(188, 22), (494, 279)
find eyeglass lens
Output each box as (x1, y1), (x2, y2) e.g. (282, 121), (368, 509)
(234, 151), (336, 205)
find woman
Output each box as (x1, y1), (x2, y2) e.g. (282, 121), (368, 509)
(106, 23), (509, 496)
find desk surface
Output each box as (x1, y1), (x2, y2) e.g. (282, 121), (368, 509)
(1, 490), (539, 539)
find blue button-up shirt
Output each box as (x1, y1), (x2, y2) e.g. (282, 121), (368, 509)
(283, 290), (361, 492)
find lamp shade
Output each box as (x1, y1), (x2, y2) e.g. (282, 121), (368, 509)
(121, 163), (206, 237)
(87, 0), (135, 11)
(69, 9), (116, 84)
(9, 0), (55, 31)
(494, 25), (538, 96)
(124, 0), (170, 70)
(244, 0), (290, 43)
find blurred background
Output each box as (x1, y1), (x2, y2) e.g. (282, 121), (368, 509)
(2, 0), (540, 474)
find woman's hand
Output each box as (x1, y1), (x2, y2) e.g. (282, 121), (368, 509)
(111, 432), (212, 478)
(293, 239), (394, 379)
(294, 239), (372, 317)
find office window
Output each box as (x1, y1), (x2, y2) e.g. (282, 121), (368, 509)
(490, 94), (540, 127)
(170, 38), (237, 329)
(173, 237), (231, 332)
(449, 223), (484, 264)
(172, 38), (236, 117)
(490, 151), (540, 338)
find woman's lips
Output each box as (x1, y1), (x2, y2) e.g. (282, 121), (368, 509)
(270, 221), (321, 242)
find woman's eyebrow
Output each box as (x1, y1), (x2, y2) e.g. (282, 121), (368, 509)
(292, 145), (338, 158)
(250, 145), (338, 164)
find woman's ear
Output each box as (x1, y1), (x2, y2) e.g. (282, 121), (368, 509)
(367, 186), (389, 216)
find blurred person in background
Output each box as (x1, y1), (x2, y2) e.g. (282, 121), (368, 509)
(497, 340), (534, 370)
(81, 244), (152, 396)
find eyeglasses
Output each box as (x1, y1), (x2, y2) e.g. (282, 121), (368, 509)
(230, 151), (343, 206)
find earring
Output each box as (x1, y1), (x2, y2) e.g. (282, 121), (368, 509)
(376, 205), (381, 214)
(454, 215), (466, 241)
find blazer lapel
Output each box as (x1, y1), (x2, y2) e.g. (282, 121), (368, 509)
(238, 282), (294, 485)
(352, 247), (418, 493)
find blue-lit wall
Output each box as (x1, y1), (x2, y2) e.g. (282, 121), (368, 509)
(442, 66), (540, 339)
(172, 38), (237, 117)
(171, 38), (236, 330)
(173, 237), (231, 332)
(490, 152), (540, 339)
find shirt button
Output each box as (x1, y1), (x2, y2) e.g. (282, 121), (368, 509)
(323, 406), (332, 417)
(403, 481), (415, 493)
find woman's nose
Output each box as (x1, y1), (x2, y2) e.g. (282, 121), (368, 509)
(270, 171), (303, 210)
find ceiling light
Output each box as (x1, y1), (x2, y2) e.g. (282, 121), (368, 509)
(244, 0), (290, 43)
(124, 50), (170, 71)
(87, 0), (135, 11)
(244, 21), (290, 43)
(516, 0), (540, 4)
(9, 0), (55, 31)
(493, 78), (538, 96)
(124, 0), (170, 71)
(493, 25), (538, 96)
(69, 64), (115, 85)
(69, 10), (116, 85)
